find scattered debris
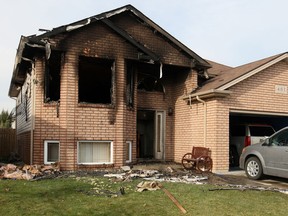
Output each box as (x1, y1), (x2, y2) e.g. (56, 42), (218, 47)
(121, 166), (131, 172)
(160, 185), (187, 214)
(136, 180), (187, 214)
(0, 162), (60, 180)
(208, 184), (288, 194)
(78, 187), (125, 198)
(137, 181), (161, 192)
(104, 168), (208, 185)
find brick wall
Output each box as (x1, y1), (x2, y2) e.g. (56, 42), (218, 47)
(180, 60), (288, 172)
(31, 14), (193, 170)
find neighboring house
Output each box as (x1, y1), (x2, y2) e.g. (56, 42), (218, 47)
(8, 4), (288, 172)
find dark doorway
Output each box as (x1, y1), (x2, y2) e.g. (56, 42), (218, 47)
(137, 110), (155, 159)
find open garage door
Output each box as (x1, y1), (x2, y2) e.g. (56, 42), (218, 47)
(229, 110), (288, 168)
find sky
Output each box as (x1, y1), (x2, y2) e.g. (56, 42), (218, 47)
(1, 0), (288, 111)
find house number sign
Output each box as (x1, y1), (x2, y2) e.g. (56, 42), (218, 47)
(275, 85), (288, 94)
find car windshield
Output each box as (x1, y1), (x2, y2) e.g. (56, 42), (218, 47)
(270, 129), (288, 146)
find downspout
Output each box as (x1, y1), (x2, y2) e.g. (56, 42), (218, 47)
(30, 61), (36, 164)
(196, 96), (207, 147)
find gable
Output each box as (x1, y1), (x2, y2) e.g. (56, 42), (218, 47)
(183, 52), (288, 102)
(9, 4), (210, 98)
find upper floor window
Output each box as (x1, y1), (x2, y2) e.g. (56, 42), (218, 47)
(78, 56), (114, 104)
(44, 51), (62, 102)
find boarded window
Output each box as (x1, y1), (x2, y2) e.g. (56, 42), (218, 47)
(44, 52), (61, 102)
(78, 141), (113, 164)
(78, 56), (114, 104)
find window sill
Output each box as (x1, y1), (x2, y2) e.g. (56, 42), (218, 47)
(78, 103), (114, 109)
(78, 162), (113, 165)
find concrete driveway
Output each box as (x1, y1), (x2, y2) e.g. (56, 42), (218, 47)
(222, 170), (288, 190)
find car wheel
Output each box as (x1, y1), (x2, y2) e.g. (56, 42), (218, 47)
(245, 157), (263, 180)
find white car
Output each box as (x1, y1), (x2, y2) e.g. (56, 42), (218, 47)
(230, 124), (275, 166)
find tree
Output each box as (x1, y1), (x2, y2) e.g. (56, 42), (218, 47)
(0, 109), (14, 128)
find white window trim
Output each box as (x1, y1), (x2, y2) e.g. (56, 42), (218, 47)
(44, 140), (60, 164)
(77, 140), (113, 165)
(126, 141), (132, 163)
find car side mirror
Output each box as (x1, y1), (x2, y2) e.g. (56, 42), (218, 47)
(260, 136), (268, 143)
(262, 138), (270, 146)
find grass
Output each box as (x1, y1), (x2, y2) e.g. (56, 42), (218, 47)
(0, 175), (287, 216)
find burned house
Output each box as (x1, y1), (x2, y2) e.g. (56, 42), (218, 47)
(8, 5), (210, 170)
(9, 5), (288, 172)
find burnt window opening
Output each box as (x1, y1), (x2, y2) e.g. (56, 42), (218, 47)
(197, 69), (209, 87)
(126, 62), (135, 107)
(44, 51), (62, 102)
(137, 76), (164, 92)
(78, 56), (114, 104)
(136, 62), (164, 93)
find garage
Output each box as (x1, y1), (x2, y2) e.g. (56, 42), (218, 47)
(183, 52), (288, 172)
(229, 110), (288, 168)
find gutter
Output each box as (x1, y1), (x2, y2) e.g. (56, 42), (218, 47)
(183, 89), (232, 101)
(30, 61), (36, 164)
(184, 89), (231, 147)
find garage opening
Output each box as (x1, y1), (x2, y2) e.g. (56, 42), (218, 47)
(229, 111), (288, 168)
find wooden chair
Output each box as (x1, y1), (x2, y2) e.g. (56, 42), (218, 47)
(181, 146), (213, 172)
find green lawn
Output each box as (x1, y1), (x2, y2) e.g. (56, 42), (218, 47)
(0, 175), (287, 216)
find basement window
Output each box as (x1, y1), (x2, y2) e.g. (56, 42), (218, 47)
(78, 56), (114, 104)
(78, 141), (113, 164)
(44, 52), (62, 102)
(44, 141), (60, 164)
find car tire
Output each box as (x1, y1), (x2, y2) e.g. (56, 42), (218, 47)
(245, 157), (263, 180)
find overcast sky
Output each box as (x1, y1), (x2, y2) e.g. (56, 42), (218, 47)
(1, 0), (287, 111)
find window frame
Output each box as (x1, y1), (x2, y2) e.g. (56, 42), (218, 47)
(44, 140), (60, 164)
(126, 141), (132, 163)
(77, 140), (114, 165)
(78, 56), (115, 105)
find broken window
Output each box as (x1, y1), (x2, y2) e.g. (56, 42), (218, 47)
(136, 62), (164, 92)
(78, 56), (114, 104)
(44, 51), (62, 102)
(78, 141), (113, 164)
(44, 140), (60, 164)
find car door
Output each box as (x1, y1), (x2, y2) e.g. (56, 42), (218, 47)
(263, 129), (288, 177)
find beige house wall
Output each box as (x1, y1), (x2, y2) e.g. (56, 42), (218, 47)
(178, 60), (288, 172)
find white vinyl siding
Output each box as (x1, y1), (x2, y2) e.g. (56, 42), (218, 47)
(16, 73), (33, 135)
(78, 141), (113, 164)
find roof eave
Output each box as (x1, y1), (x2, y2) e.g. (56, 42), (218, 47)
(29, 4), (210, 68)
(8, 36), (29, 97)
(218, 52), (288, 91)
(183, 89), (232, 101)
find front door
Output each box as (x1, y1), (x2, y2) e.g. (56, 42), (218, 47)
(137, 110), (165, 160)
